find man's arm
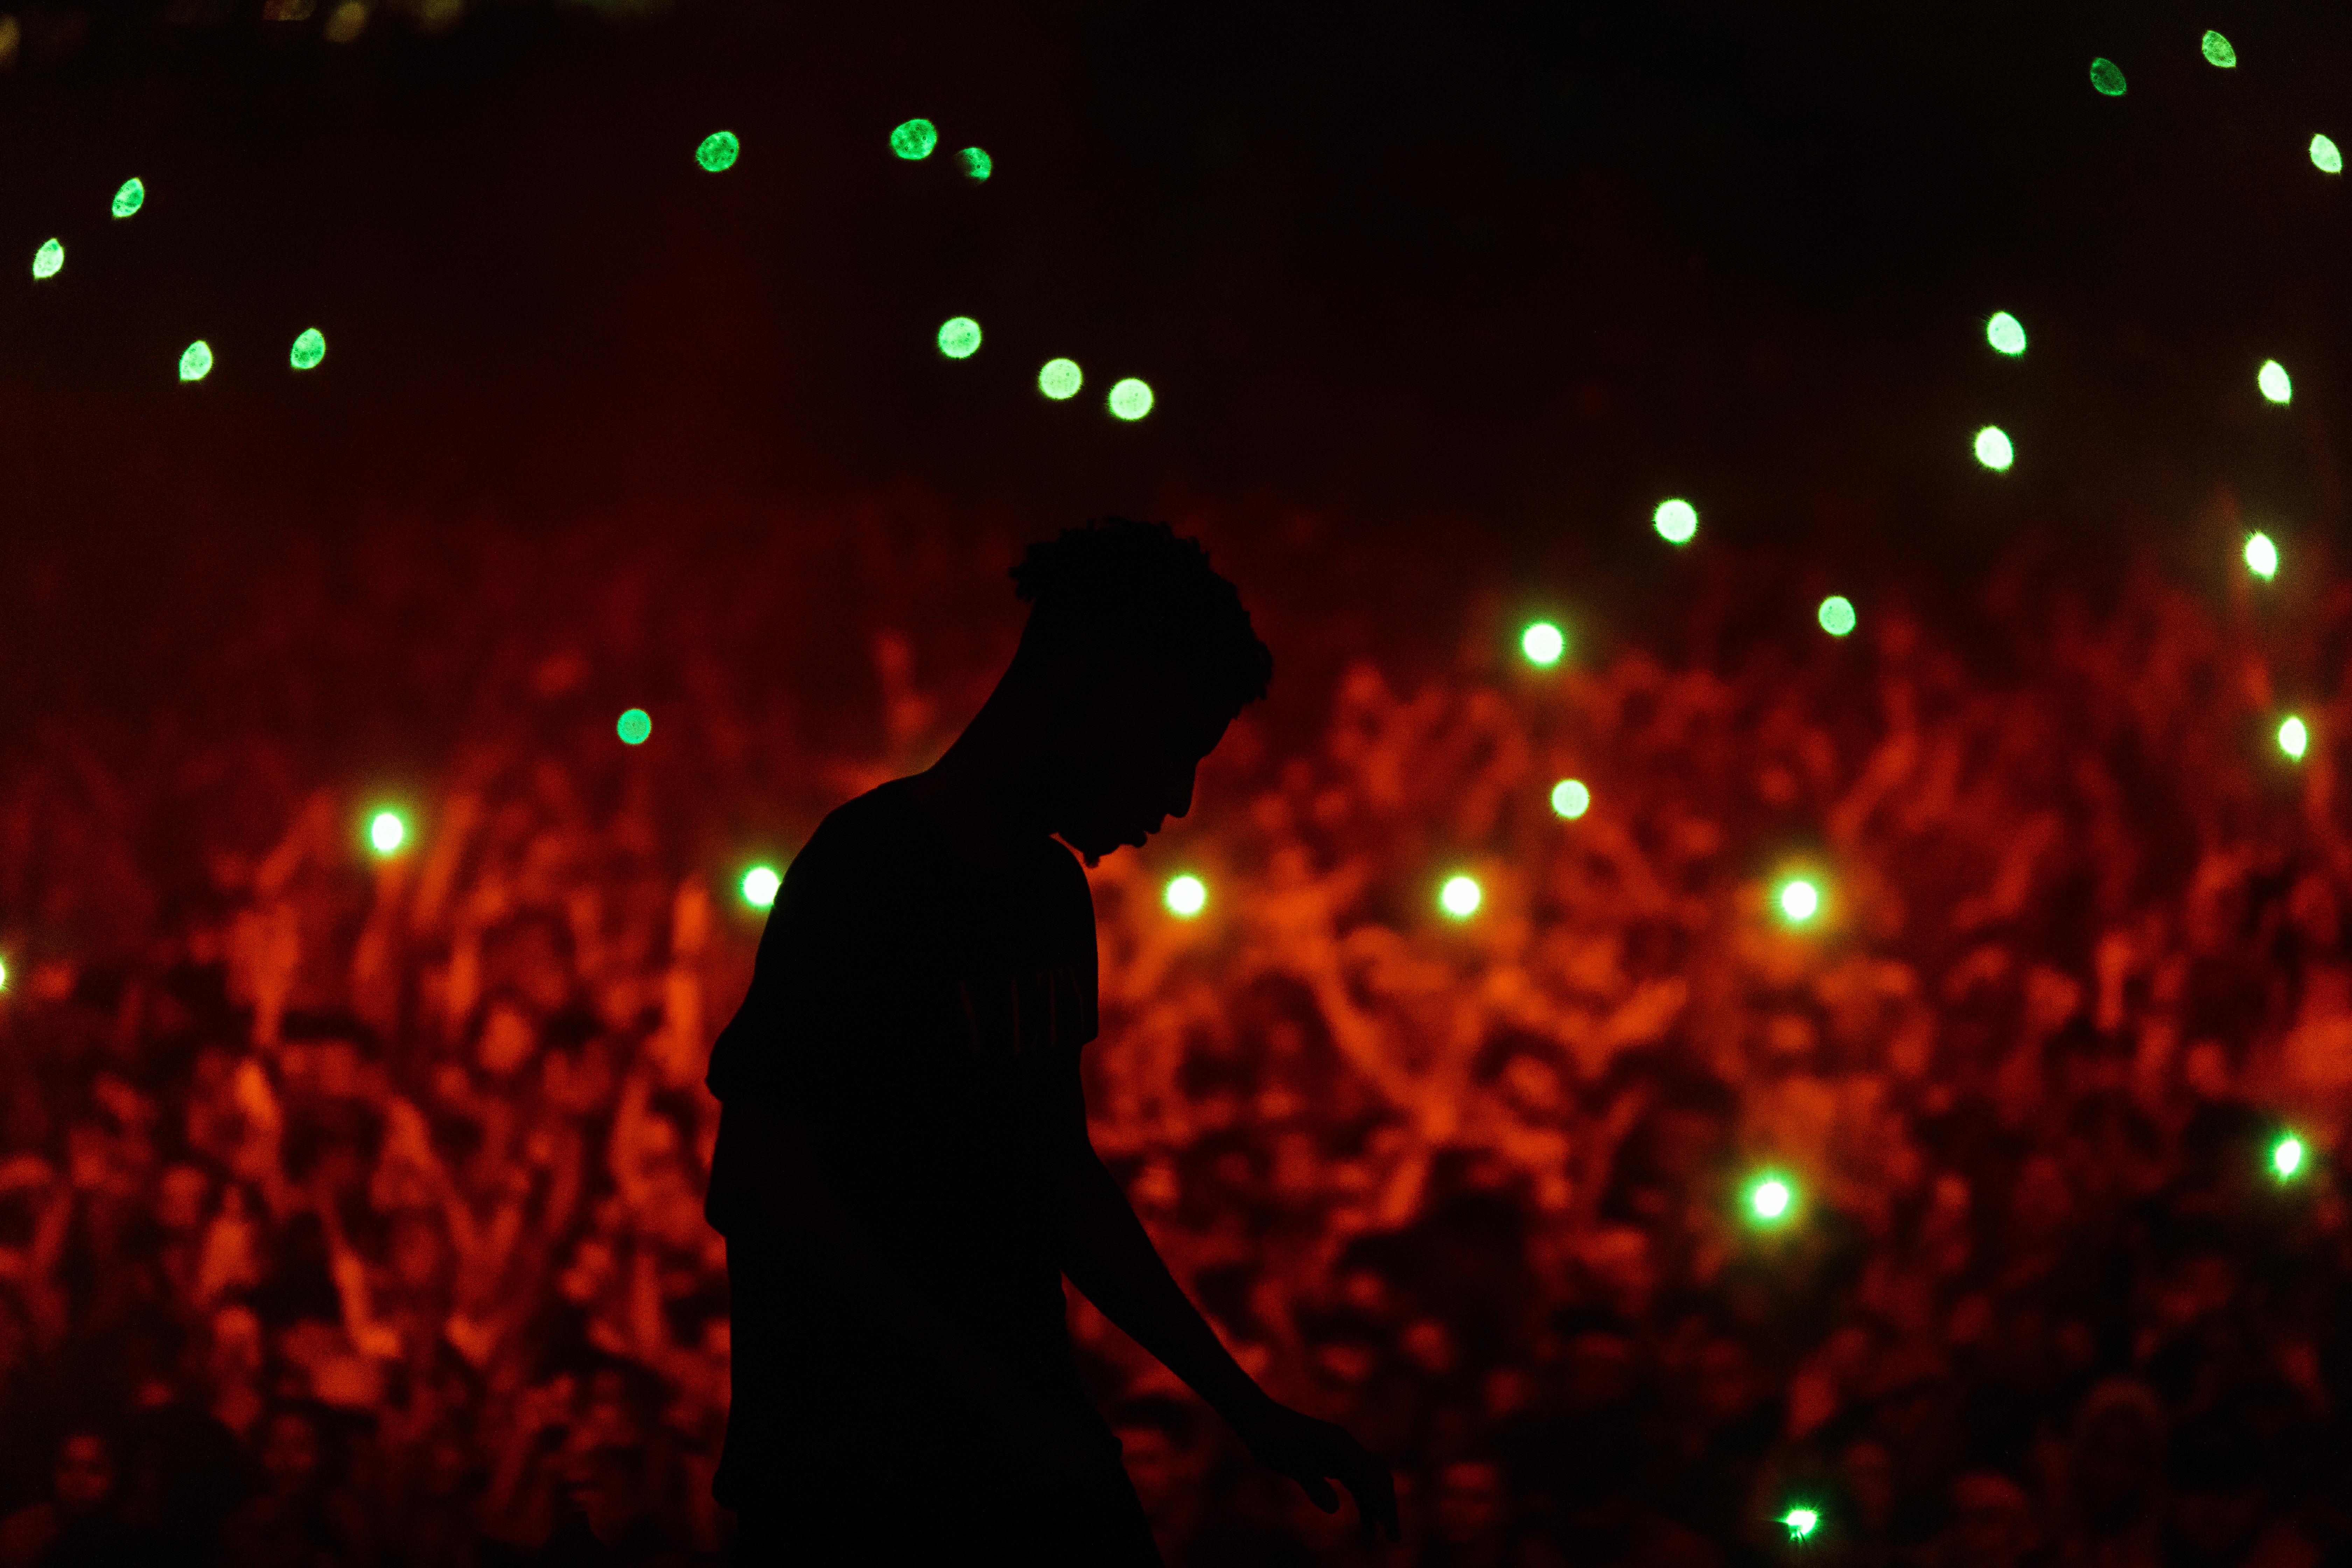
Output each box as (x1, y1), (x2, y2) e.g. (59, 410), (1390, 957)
(1047, 1060), (1403, 1543)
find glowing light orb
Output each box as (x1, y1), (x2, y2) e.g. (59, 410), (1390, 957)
(741, 865), (782, 908)
(696, 131), (740, 172)
(289, 328), (326, 370)
(959, 146), (992, 181)
(1440, 875), (1483, 919)
(2274, 1134), (2306, 1180)
(890, 118), (938, 160)
(1783, 1507), (1821, 1541)
(1550, 779), (1591, 819)
(1038, 358), (1083, 399)
(1750, 1177), (1794, 1223)
(1108, 377), (1155, 420)
(1986, 312), (2026, 356)
(2201, 30), (2236, 68)
(616, 708), (652, 745)
(2259, 360), (2293, 405)
(1653, 498), (1698, 544)
(1974, 426), (2014, 471)
(30, 238), (61, 279)
(937, 316), (982, 359)
(0, 955), (7, 991)
(2314, 135), (2344, 175)
(2280, 716), (2309, 760)
(179, 341), (213, 382)
(2090, 57), (2127, 96)
(368, 811), (407, 855)
(1521, 621), (1566, 666)
(1818, 596), (1857, 637)
(1164, 875), (1207, 917)
(112, 177), (145, 218)
(1779, 879), (1820, 923)
(2245, 533), (2279, 581)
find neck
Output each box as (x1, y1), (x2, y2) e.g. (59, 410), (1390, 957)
(906, 678), (1057, 854)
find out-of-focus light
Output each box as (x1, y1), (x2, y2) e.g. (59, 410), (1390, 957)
(112, 177), (145, 218)
(1783, 1507), (1821, 1541)
(616, 708), (652, 745)
(696, 131), (740, 172)
(1654, 498), (1698, 544)
(2245, 533), (2279, 581)
(2274, 1134), (2307, 1180)
(1038, 358), (1083, 399)
(959, 146), (992, 181)
(1164, 875), (1207, 917)
(1521, 622), (1566, 666)
(31, 238), (61, 279)
(2090, 57), (2127, 96)
(2259, 360), (2293, 405)
(324, 1), (367, 42)
(179, 341), (213, 382)
(1551, 779), (1591, 819)
(369, 810), (407, 855)
(2280, 716), (2309, 760)
(937, 316), (982, 359)
(0, 955), (7, 991)
(741, 865), (782, 908)
(1986, 312), (2026, 356)
(1750, 1176), (1795, 1223)
(289, 329), (326, 370)
(1108, 377), (1154, 420)
(1975, 426), (2014, 471)
(1440, 875), (1482, 919)
(2314, 135), (2344, 175)
(1818, 596), (1857, 637)
(1779, 879), (1820, 923)
(890, 118), (938, 160)
(2201, 30), (2236, 68)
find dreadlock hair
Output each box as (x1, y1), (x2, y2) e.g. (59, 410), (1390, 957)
(1009, 517), (1273, 718)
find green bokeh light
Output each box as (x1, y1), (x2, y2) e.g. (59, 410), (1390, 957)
(1818, 596), (1857, 637)
(1749, 1175), (1795, 1224)
(1440, 875), (1482, 919)
(1975, 426), (2014, 471)
(959, 146), (992, 181)
(2280, 716), (2309, 760)
(30, 238), (61, 279)
(2274, 1134), (2307, 1181)
(2260, 360), (2293, 405)
(111, 177), (145, 218)
(0, 955), (8, 992)
(179, 341), (214, 382)
(890, 118), (938, 160)
(289, 328), (326, 370)
(2201, 30), (2236, 68)
(937, 316), (982, 359)
(1551, 779), (1591, 819)
(2315, 135), (2344, 175)
(2246, 533), (2279, 581)
(741, 865), (782, 908)
(1038, 358), (1083, 400)
(1779, 879), (1821, 923)
(1108, 377), (1154, 420)
(617, 708), (652, 745)
(1986, 312), (2026, 356)
(1653, 498), (1698, 544)
(1783, 1507), (1821, 1541)
(2090, 57), (2127, 96)
(696, 131), (740, 172)
(1164, 875), (1207, 918)
(1521, 621), (1566, 666)
(368, 810), (407, 855)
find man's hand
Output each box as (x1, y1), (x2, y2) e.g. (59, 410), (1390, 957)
(1231, 1396), (1402, 1544)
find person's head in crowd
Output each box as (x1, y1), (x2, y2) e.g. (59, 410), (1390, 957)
(559, 1434), (668, 1553)
(1550, 1307), (1641, 1415)
(256, 1400), (341, 1503)
(1945, 1470), (2038, 1568)
(1399, 1318), (1463, 1384)
(1304, 1309), (1390, 1395)
(2164, 1404), (2292, 1568)
(47, 1426), (120, 1519)
(2067, 1379), (2165, 1539)
(1107, 1393), (1209, 1540)
(1428, 1455), (1511, 1558)
(1838, 1435), (1899, 1538)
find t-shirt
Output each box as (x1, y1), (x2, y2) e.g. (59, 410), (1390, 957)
(701, 779), (1117, 1513)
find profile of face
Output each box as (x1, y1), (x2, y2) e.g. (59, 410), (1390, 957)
(1048, 654), (1231, 860)
(52, 1434), (115, 1515)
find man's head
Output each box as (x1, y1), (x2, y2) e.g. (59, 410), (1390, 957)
(1006, 518), (1271, 860)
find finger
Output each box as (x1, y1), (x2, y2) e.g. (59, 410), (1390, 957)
(1306, 1475), (1339, 1513)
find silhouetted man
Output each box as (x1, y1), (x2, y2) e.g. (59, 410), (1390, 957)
(703, 518), (1401, 1562)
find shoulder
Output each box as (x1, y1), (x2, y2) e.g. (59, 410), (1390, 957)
(774, 784), (933, 907)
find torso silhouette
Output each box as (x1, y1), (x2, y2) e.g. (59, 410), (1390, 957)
(701, 778), (1118, 1513)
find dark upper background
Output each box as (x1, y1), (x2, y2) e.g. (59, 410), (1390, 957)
(1, 0), (2347, 780)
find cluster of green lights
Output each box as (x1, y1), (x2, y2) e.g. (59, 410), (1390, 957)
(741, 865), (782, 909)
(696, 131), (741, 173)
(890, 118), (938, 160)
(959, 147), (992, 181)
(937, 316), (982, 359)
(30, 238), (61, 280)
(2246, 532), (2279, 581)
(2316, 136), (2344, 176)
(112, 177), (145, 218)
(179, 340), (214, 383)
(290, 328), (326, 371)
(1818, 596), (1857, 638)
(1975, 426), (2014, 472)
(2274, 1134), (2307, 1181)
(2090, 57), (2127, 97)
(1038, 358), (1083, 399)
(616, 708), (653, 745)
(1750, 1175), (1797, 1224)
(1521, 621), (1566, 667)
(1654, 498), (1698, 545)
(2259, 359), (2293, 405)
(1782, 1506), (1821, 1542)
(1551, 778), (1591, 819)
(1440, 875), (1483, 919)
(1108, 377), (1155, 420)
(2280, 715), (2309, 760)
(368, 810), (408, 856)
(2201, 30), (2236, 69)
(1779, 878), (1821, 923)
(1164, 874), (1207, 917)
(1986, 312), (2026, 357)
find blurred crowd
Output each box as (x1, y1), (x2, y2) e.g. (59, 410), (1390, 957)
(5, 554), (2352, 1568)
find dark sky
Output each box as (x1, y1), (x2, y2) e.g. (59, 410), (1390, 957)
(2, 0), (2348, 736)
